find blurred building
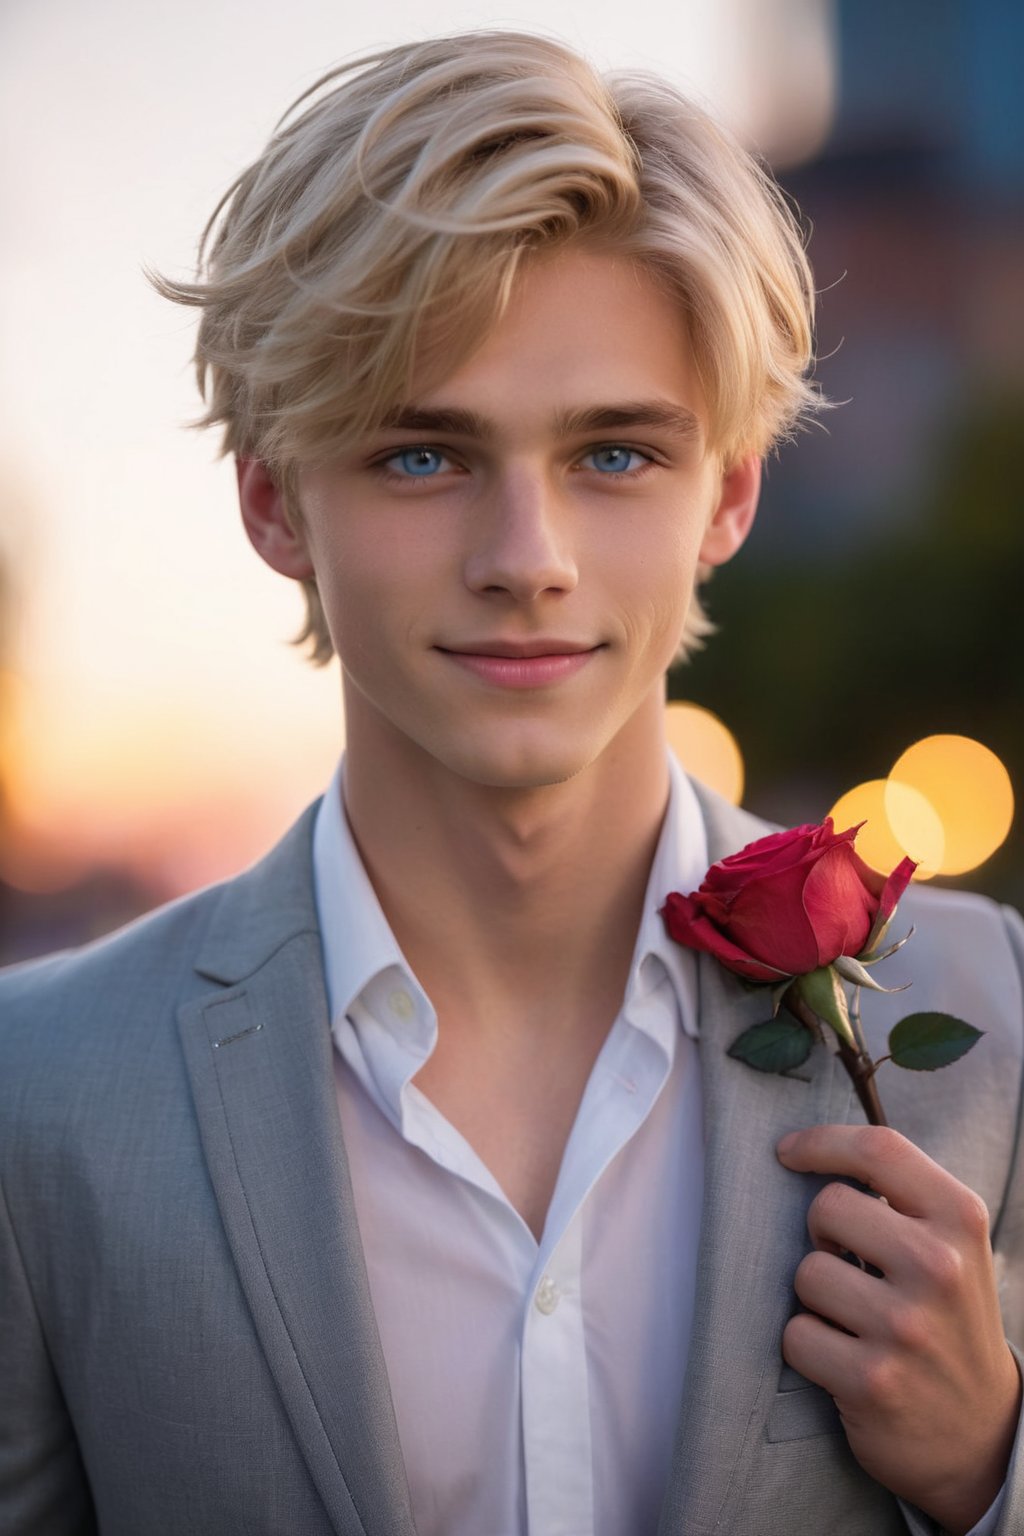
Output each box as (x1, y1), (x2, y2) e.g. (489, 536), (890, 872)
(758, 0), (1024, 552)
(681, 0), (1023, 899)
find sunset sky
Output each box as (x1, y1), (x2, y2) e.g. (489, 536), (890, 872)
(0, 0), (834, 894)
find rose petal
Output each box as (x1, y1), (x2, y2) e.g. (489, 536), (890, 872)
(715, 859), (827, 975)
(702, 825), (819, 888)
(659, 894), (787, 982)
(876, 855), (917, 923)
(798, 844), (877, 963)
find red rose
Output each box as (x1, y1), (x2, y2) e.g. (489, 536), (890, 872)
(661, 820), (915, 982)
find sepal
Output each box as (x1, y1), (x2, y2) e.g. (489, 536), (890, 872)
(860, 855), (917, 956)
(793, 965), (857, 1049)
(833, 954), (911, 994)
(770, 980), (792, 1017)
(860, 925), (915, 965)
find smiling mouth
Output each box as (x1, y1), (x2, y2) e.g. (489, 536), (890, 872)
(436, 646), (602, 689)
(438, 642), (601, 659)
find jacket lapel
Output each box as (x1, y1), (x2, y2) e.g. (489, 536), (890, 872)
(658, 784), (856, 1535)
(177, 805), (416, 1536)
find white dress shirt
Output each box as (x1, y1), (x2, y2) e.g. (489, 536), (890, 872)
(312, 755), (1004, 1536)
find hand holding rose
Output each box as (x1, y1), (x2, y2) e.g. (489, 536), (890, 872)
(777, 1124), (1022, 1536)
(663, 821), (1013, 1528)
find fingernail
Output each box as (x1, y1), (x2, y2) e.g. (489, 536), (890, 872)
(777, 1131), (799, 1155)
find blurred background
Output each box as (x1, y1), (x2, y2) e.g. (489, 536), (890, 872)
(1, 0), (1021, 964)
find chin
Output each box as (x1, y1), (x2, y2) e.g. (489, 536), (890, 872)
(437, 733), (599, 792)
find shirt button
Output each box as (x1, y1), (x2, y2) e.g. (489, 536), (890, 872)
(534, 1276), (560, 1315)
(389, 989), (414, 1021)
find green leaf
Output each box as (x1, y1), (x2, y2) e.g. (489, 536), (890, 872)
(888, 1012), (984, 1072)
(727, 1019), (814, 1075)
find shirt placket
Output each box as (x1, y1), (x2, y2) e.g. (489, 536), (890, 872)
(522, 1207), (593, 1536)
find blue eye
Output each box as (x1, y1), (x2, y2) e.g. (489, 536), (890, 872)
(385, 447), (450, 477)
(584, 445), (648, 474)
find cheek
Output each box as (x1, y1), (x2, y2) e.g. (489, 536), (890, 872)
(612, 524), (702, 643)
(298, 520), (379, 667)
(311, 533), (443, 676)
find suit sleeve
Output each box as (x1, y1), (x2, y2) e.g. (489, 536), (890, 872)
(987, 904), (1024, 1536)
(0, 1170), (97, 1534)
(895, 903), (1024, 1536)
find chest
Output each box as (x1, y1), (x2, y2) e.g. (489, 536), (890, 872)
(412, 1024), (607, 1239)
(333, 1031), (705, 1536)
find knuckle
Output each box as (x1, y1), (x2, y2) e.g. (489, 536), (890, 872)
(860, 1125), (908, 1165)
(956, 1186), (992, 1242)
(887, 1302), (929, 1354)
(856, 1350), (899, 1406)
(919, 1235), (966, 1295)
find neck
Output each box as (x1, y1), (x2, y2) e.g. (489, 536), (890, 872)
(341, 685), (672, 1037)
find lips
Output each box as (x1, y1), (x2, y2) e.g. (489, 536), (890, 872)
(437, 644), (601, 689)
(438, 640), (599, 658)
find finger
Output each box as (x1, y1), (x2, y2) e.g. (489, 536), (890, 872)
(777, 1124), (962, 1222)
(781, 1307), (862, 1401)
(806, 1181), (909, 1278)
(793, 1248), (890, 1339)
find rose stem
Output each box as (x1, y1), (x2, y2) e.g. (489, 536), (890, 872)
(785, 986), (888, 1126)
(849, 986), (867, 1053)
(843, 983), (888, 1126)
(836, 1040), (888, 1127)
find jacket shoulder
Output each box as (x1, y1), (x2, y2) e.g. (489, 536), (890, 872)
(893, 880), (1024, 998)
(0, 799), (322, 1119)
(0, 879), (226, 1064)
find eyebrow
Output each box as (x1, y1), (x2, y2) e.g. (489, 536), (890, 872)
(378, 399), (703, 443)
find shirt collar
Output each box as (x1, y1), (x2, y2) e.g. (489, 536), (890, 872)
(626, 750), (708, 1038)
(312, 750), (710, 1045)
(312, 757), (424, 1030)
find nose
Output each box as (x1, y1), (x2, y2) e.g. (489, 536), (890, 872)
(463, 469), (578, 602)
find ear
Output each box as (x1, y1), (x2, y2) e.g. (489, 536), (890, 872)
(698, 452), (761, 567)
(236, 457), (315, 579)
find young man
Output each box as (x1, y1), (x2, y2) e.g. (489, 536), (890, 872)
(1, 30), (1022, 1536)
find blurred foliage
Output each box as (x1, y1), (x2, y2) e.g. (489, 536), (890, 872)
(676, 390), (1024, 904)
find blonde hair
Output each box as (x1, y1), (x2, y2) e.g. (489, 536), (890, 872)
(155, 30), (823, 664)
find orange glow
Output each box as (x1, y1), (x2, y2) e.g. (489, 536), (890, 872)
(888, 735), (1014, 876)
(1, 667), (340, 895)
(665, 702), (744, 805)
(827, 779), (943, 881)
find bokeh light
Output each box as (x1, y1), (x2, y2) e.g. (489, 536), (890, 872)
(829, 734), (1014, 882)
(828, 778), (944, 881)
(665, 702), (744, 805)
(888, 734), (1014, 876)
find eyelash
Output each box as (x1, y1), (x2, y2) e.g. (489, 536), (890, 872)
(373, 443), (657, 484)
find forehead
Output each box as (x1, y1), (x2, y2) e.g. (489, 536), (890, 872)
(401, 247), (706, 442)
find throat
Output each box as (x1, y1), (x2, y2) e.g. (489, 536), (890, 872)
(412, 999), (618, 1242)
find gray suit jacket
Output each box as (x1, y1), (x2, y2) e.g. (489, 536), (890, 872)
(2, 783), (1024, 1535)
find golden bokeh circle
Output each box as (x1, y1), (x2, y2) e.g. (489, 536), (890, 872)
(887, 735), (1014, 876)
(665, 702), (744, 805)
(827, 779), (942, 881)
